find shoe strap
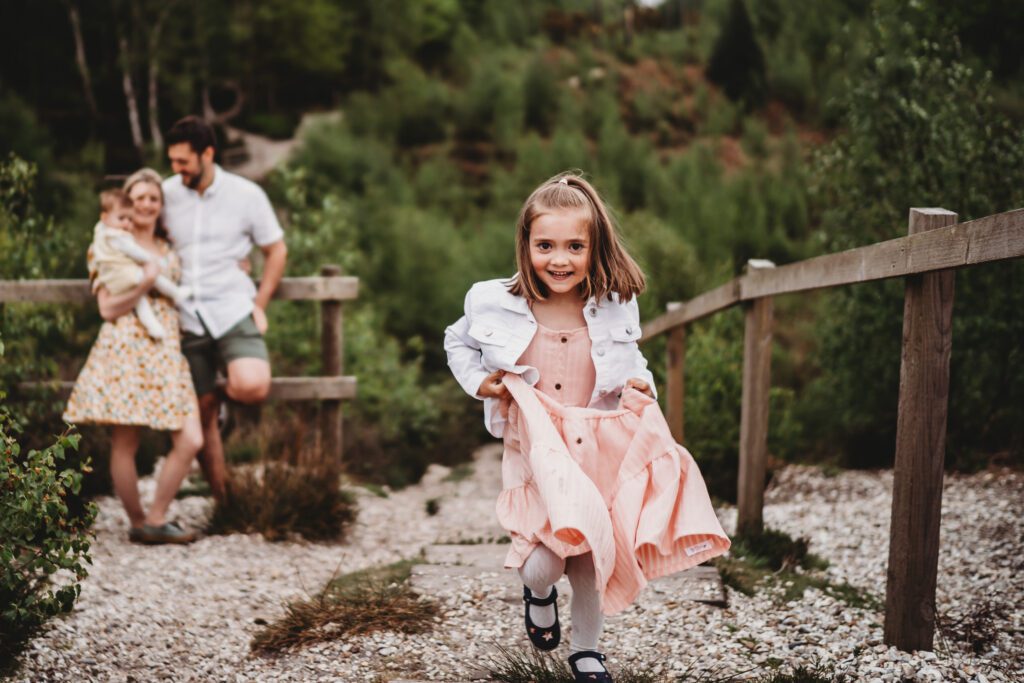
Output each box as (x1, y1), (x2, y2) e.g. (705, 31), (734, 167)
(568, 650), (607, 666)
(523, 585), (558, 606)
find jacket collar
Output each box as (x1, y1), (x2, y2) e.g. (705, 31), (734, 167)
(497, 275), (601, 315)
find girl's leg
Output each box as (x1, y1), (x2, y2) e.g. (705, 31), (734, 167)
(109, 425), (145, 528)
(145, 414), (203, 526)
(519, 544), (565, 628)
(565, 553), (607, 672)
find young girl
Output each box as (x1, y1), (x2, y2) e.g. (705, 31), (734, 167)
(444, 173), (730, 681)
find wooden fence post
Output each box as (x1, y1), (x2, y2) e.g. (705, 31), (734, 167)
(737, 259), (775, 536)
(320, 264), (344, 461)
(884, 208), (958, 651)
(665, 302), (686, 444)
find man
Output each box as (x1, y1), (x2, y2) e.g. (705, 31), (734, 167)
(162, 115), (288, 501)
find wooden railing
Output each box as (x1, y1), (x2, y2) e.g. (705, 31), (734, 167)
(0, 264), (358, 460)
(640, 206), (1024, 652)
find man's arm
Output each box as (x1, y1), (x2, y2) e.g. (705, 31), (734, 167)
(252, 239), (287, 334)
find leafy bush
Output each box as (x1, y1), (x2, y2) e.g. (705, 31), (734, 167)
(1, 345), (97, 666)
(706, 0), (766, 107)
(804, 5), (1024, 468)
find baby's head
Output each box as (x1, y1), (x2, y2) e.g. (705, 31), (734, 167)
(99, 189), (134, 232)
(510, 172), (645, 302)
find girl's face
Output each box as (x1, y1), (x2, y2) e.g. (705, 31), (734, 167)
(529, 208), (591, 300)
(127, 181), (162, 231)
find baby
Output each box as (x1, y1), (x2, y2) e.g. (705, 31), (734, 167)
(89, 189), (190, 339)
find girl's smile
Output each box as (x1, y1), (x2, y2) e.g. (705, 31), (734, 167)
(530, 208), (591, 300)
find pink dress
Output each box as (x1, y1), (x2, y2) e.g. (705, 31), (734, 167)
(496, 323), (730, 615)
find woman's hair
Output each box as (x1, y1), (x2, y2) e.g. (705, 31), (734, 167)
(122, 168), (168, 240)
(508, 172), (646, 302)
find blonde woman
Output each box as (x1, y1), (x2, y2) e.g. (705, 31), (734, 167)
(64, 168), (202, 544)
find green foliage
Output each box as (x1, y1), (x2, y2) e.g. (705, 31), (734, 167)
(0, 348), (97, 666)
(804, 5), (1024, 468)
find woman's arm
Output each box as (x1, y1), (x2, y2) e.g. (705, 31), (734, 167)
(96, 261), (160, 321)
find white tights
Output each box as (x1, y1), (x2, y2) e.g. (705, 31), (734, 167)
(519, 545), (604, 653)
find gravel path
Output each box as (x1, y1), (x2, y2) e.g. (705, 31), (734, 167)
(13, 447), (1023, 682)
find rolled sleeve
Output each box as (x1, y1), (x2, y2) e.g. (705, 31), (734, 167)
(249, 187), (285, 247)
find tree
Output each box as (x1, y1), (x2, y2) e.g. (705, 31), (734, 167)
(706, 0), (766, 107)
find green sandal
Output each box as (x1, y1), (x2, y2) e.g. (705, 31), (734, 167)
(129, 521), (197, 545)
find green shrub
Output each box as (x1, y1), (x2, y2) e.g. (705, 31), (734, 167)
(804, 6), (1024, 468)
(1, 359), (97, 667)
(706, 0), (766, 107)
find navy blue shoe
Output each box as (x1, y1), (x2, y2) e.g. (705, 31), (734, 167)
(568, 651), (613, 682)
(523, 585), (560, 650)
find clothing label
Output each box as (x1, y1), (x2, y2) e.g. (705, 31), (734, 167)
(685, 540), (713, 557)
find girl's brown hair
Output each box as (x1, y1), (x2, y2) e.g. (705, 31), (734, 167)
(508, 172), (645, 302)
(122, 168), (168, 240)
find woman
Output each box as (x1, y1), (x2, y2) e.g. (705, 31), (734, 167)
(64, 168), (203, 544)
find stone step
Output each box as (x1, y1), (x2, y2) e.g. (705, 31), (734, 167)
(412, 544), (726, 607)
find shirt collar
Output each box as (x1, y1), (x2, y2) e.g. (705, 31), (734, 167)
(203, 164), (224, 197)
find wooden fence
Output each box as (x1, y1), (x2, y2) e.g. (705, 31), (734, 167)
(640, 206), (1024, 652)
(0, 264), (358, 460)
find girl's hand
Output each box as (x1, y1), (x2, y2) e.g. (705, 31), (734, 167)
(477, 370), (508, 399)
(626, 378), (654, 398)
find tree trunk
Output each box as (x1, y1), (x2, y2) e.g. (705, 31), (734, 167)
(64, 1), (99, 122)
(146, 1), (178, 152)
(119, 33), (145, 162)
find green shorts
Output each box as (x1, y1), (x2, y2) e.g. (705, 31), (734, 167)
(181, 315), (269, 396)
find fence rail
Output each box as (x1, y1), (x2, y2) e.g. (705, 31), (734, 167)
(639, 206), (1024, 653)
(1, 265), (358, 460)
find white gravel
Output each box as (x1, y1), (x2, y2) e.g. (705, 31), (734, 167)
(12, 448), (1023, 682)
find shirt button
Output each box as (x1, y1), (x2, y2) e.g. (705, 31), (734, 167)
(561, 337), (568, 343)
(555, 383), (562, 390)
(596, 349), (605, 357)
(576, 437), (583, 445)
(589, 307), (597, 316)
(599, 389), (607, 397)
(625, 326), (633, 334)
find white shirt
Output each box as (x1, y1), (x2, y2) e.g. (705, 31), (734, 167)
(162, 165), (284, 338)
(444, 277), (656, 438)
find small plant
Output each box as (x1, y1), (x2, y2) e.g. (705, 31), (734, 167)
(207, 461), (357, 542)
(716, 527), (879, 609)
(1, 375), (97, 669)
(938, 600), (1010, 654)
(443, 463), (474, 483)
(251, 559), (436, 654)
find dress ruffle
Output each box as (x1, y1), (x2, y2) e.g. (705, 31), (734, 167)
(497, 374), (730, 615)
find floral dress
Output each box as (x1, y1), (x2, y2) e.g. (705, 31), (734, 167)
(63, 239), (197, 431)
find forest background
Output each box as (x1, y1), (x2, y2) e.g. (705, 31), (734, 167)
(1, 0), (1022, 500)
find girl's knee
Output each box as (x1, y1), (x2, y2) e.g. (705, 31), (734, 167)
(519, 546), (565, 589)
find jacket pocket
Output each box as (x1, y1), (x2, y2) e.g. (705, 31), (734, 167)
(609, 323), (642, 343)
(468, 321), (513, 346)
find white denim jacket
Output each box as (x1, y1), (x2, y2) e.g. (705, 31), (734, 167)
(444, 277), (656, 438)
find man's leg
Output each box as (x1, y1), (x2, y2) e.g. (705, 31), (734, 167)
(197, 392), (228, 502)
(225, 357), (271, 403)
(180, 330), (227, 502)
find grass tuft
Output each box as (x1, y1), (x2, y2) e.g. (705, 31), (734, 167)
(938, 599), (1010, 654)
(443, 463), (475, 483)
(207, 461), (357, 542)
(715, 528), (879, 609)
(251, 559), (436, 654)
